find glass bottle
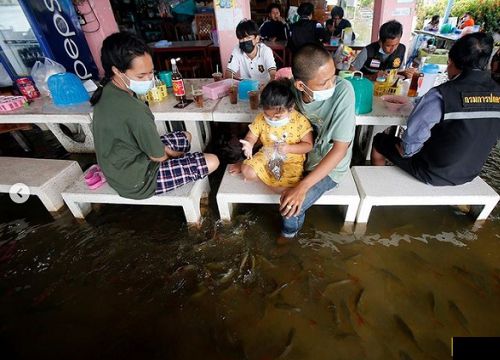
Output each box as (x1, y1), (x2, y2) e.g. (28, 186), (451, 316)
(407, 70), (423, 97)
(171, 58), (186, 103)
(374, 76), (386, 97)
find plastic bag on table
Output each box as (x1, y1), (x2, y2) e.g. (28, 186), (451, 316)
(333, 45), (355, 71)
(30, 58), (66, 96)
(264, 142), (287, 181)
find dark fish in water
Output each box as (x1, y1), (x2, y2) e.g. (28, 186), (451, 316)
(274, 302), (301, 313)
(376, 267), (405, 287)
(277, 328), (295, 359)
(343, 252), (361, 262)
(334, 332), (358, 339)
(394, 315), (420, 349)
(326, 301), (340, 326)
(338, 299), (355, 333)
(255, 254), (276, 269)
(354, 288), (364, 310)
(408, 251), (443, 277)
(328, 279), (353, 288)
(216, 268), (236, 286)
(268, 282), (289, 299)
(205, 261), (227, 272)
(452, 265), (488, 296)
(448, 300), (469, 333)
(239, 251), (249, 274)
(399, 350), (413, 360)
(426, 291), (435, 314)
(353, 288), (366, 325)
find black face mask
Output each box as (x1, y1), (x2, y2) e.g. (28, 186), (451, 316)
(239, 40), (255, 54)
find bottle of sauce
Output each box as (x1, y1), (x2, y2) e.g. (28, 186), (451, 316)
(374, 76), (386, 97)
(171, 58), (186, 103)
(407, 70), (423, 97)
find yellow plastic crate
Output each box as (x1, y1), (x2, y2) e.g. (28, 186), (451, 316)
(374, 83), (402, 97)
(144, 84), (168, 102)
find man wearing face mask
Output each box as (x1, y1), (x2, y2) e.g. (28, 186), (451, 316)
(351, 20), (414, 80)
(278, 44), (356, 241)
(225, 19), (277, 83)
(371, 33), (500, 187)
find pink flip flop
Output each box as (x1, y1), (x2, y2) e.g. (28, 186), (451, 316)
(86, 171), (107, 190)
(84, 164), (101, 184)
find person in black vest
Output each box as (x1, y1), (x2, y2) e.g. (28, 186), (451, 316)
(259, 3), (287, 41)
(371, 33), (500, 186)
(288, 2), (328, 53)
(325, 6), (355, 41)
(351, 20), (414, 80)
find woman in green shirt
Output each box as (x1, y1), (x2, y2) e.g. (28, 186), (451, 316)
(91, 32), (219, 200)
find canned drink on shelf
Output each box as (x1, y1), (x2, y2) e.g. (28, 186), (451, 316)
(15, 77), (40, 100)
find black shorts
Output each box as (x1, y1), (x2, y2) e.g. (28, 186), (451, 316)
(372, 133), (431, 184)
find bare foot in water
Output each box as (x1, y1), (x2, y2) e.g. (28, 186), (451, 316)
(228, 162), (242, 175)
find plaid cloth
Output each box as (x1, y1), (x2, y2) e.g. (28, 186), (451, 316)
(156, 131), (208, 194)
(160, 131), (191, 153)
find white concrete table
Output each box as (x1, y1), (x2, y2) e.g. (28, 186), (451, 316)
(149, 79), (218, 152)
(216, 166), (360, 223)
(62, 171), (210, 224)
(212, 93), (261, 123)
(352, 166), (499, 225)
(0, 157), (83, 214)
(0, 96), (94, 153)
(212, 95), (411, 126)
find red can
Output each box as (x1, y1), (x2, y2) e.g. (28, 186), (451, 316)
(16, 77), (40, 100)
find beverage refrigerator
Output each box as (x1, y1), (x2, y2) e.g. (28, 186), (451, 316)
(0, 0), (98, 83)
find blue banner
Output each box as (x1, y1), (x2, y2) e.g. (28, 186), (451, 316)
(21, 0), (98, 80)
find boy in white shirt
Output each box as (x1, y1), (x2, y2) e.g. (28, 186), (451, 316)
(225, 19), (277, 83)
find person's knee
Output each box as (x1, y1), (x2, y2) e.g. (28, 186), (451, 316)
(241, 164), (258, 181)
(183, 131), (192, 143)
(204, 153), (219, 174)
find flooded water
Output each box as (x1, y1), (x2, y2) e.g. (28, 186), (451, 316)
(1, 130), (499, 359)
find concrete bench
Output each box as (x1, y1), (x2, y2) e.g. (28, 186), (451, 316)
(61, 172), (210, 224)
(0, 157), (83, 213)
(216, 166), (360, 223)
(352, 166), (499, 224)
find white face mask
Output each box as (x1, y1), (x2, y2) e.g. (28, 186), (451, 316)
(120, 73), (153, 95)
(303, 82), (336, 102)
(264, 115), (290, 127)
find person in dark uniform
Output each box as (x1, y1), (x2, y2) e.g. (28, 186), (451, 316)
(325, 6), (355, 41)
(259, 3), (287, 41)
(288, 2), (329, 53)
(351, 20), (414, 80)
(371, 33), (500, 186)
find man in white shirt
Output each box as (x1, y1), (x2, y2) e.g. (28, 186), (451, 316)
(225, 19), (277, 83)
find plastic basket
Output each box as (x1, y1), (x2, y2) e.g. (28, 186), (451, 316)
(374, 83), (402, 97)
(0, 96), (27, 112)
(144, 84), (168, 102)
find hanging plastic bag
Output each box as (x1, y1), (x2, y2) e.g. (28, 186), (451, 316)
(0, 63), (12, 87)
(333, 45), (355, 71)
(264, 134), (287, 180)
(30, 58), (66, 96)
(287, 6), (299, 23)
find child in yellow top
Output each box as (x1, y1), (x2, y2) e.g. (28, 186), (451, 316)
(237, 79), (313, 188)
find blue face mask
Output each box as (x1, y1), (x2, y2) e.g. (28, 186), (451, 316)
(264, 115), (290, 127)
(303, 82), (336, 102)
(121, 73), (153, 95)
